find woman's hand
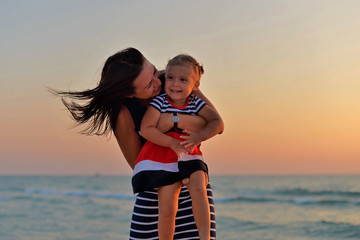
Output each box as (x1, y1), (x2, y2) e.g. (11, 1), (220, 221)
(169, 139), (188, 158)
(180, 129), (203, 152)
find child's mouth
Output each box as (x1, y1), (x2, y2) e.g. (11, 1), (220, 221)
(170, 89), (182, 93)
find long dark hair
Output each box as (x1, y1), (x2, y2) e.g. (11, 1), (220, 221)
(50, 47), (144, 136)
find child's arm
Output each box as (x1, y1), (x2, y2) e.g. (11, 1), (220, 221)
(180, 105), (223, 150)
(140, 106), (188, 157)
(157, 113), (207, 133)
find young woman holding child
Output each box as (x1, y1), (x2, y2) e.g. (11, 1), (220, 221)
(53, 48), (223, 239)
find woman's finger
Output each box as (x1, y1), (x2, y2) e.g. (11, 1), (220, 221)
(180, 135), (189, 140)
(182, 142), (196, 148)
(184, 143), (194, 148)
(184, 129), (194, 135)
(180, 140), (192, 145)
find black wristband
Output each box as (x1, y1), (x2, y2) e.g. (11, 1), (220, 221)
(172, 112), (179, 129)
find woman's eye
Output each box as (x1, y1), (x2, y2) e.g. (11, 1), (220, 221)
(146, 80), (152, 89)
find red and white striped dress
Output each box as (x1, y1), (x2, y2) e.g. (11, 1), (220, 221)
(132, 93), (209, 193)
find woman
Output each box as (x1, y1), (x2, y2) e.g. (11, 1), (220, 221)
(53, 48), (224, 239)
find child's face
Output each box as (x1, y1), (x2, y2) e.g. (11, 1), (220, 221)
(165, 65), (199, 103)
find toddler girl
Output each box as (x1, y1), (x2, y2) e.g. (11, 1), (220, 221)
(132, 54), (222, 240)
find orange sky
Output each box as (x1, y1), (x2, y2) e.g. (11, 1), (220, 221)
(1, 1), (359, 175)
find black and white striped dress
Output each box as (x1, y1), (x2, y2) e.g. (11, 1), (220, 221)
(130, 184), (216, 239)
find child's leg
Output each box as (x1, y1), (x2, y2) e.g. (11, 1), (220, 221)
(187, 170), (210, 240)
(158, 181), (182, 240)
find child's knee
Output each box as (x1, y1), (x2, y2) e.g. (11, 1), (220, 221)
(159, 205), (177, 219)
(188, 181), (207, 195)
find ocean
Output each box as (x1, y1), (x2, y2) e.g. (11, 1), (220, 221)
(1, 175), (360, 240)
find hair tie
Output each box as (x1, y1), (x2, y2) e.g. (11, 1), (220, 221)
(199, 65), (204, 74)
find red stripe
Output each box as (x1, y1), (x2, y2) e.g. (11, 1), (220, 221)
(135, 131), (202, 165)
(167, 95), (190, 110)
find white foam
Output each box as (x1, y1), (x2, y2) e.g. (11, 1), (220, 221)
(294, 198), (319, 204)
(25, 188), (134, 200)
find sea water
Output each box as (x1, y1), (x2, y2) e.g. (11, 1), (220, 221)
(1, 175), (360, 240)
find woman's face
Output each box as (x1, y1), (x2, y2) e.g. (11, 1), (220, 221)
(132, 59), (161, 99)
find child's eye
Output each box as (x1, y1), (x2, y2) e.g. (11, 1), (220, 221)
(181, 78), (187, 82)
(167, 76), (173, 79)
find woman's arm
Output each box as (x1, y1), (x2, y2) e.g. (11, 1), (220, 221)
(180, 105), (224, 149)
(192, 88), (224, 134)
(192, 89), (216, 111)
(114, 107), (143, 170)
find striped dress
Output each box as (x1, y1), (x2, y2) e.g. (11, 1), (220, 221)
(124, 95), (216, 239)
(132, 93), (209, 193)
(130, 185), (216, 239)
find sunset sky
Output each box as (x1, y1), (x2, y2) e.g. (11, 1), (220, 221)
(1, 0), (359, 175)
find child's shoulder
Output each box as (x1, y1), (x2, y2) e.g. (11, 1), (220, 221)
(154, 92), (167, 99)
(158, 92), (168, 98)
(189, 94), (205, 104)
(152, 93), (168, 102)
(189, 94), (197, 100)
(150, 93), (168, 110)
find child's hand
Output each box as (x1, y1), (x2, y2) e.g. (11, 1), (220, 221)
(179, 129), (203, 152)
(170, 139), (188, 158)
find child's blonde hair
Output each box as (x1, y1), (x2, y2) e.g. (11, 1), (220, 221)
(166, 54), (204, 81)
